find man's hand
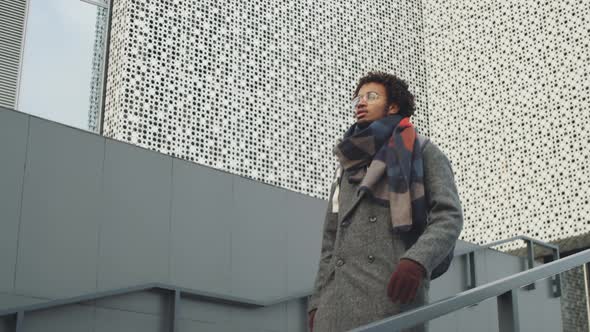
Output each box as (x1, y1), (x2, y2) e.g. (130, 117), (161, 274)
(308, 309), (317, 331)
(387, 259), (426, 304)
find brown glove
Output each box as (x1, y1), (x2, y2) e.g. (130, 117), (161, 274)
(308, 309), (317, 331)
(387, 258), (426, 304)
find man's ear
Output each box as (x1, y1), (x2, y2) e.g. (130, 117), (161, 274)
(388, 103), (399, 115)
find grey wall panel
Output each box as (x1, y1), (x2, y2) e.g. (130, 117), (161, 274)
(429, 251), (504, 332)
(229, 303), (286, 332)
(93, 289), (169, 316)
(482, 250), (526, 284)
(15, 117), (104, 298)
(285, 193), (325, 294)
(455, 298), (497, 332)
(428, 258), (463, 332)
(177, 319), (229, 332)
(94, 307), (164, 332)
(0, 109), (28, 292)
(458, 251), (510, 332)
(170, 159), (232, 294)
(540, 283), (563, 332)
(0, 292), (45, 311)
(286, 298), (307, 332)
(230, 176), (288, 300)
(98, 139), (172, 290)
(178, 296), (230, 323)
(430, 312), (458, 332)
(516, 277), (563, 332)
(430, 257), (468, 302)
(21, 304), (94, 332)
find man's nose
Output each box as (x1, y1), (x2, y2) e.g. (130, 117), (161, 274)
(357, 97), (368, 107)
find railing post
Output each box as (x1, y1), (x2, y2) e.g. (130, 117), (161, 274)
(15, 311), (24, 332)
(552, 248), (562, 297)
(525, 240), (536, 290)
(497, 290), (520, 332)
(466, 251), (477, 289)
(169, 289), (180, 332)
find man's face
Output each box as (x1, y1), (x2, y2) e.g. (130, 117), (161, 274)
(353, 82), (398, 125)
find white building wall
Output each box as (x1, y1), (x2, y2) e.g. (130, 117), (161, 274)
(422, 0), (590, 250)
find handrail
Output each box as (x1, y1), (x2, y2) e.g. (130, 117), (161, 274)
(0, 234), (562, 331)
(454, 235), (558, 256)
(0, 282), (313, 332)
(454, 235), (561, 295)
(352, 248), (590, 332)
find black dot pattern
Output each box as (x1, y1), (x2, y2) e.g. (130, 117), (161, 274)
(102, 0), (429, 199)
(423, 0), (590, 250)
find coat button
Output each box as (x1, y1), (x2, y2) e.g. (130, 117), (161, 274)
(336, 258), (345, 267)
(369, 216), (377, 223)
(368, 255), (375, 263)
(341, 220), (350, 227)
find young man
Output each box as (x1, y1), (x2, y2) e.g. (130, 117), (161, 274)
(307, 72), (463, 332)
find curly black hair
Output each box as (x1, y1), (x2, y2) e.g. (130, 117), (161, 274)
(353, 71), (416, 117)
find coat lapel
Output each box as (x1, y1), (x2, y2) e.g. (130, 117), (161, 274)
(337, 183), (366, 224)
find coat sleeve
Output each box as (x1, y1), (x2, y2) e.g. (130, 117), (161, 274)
(400, 142), (464, 279)
(307, 167), (340, 314)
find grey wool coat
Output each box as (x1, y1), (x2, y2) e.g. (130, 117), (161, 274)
(308, 140), (464, 332)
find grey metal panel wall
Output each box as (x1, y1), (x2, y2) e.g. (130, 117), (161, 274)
(286, 298), (308, 332)
(0, 293), (44, 311)
(231, 175), (288, 300)
(286, 193), (326, 295)
(15, 117), (104, 298)
(230, 302), (286, 331)
(92, 289), (168, 317)
(170, 158), (232, 294)
(428, 251), (500, 332)
(94, 307), (163, 332)
(177, 296), (231, 328)
(0, 108), (324, 318)
(0, 108), (563, 331)
(0, 109), (28, 293)
(21, 304), (94, 332)
(98, 138), (172, 291)
(0, 0), (27, 109)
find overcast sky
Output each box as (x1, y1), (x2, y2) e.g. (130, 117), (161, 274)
(18, 0), (101, 131)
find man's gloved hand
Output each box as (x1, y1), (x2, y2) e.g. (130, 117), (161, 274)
(387, 258), (426, 304)
(308, 309), (317, 331)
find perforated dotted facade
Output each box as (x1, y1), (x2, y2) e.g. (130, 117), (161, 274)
(422, 0), (590, 250)
(102, 0), (428, 198)
(102, 0), (589, 252)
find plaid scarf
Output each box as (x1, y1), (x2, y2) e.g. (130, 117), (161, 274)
(333, 114), (427, 233)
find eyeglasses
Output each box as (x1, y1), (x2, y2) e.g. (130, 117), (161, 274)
(350, 91), (381, 109)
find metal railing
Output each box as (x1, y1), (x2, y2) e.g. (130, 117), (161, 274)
(456, 235), (561, 297)
(0, 282), (312, 332)
(0, 235), (565, 332)
(353, 247), (590, 332)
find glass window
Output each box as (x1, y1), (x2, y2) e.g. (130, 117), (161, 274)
(18, 0), (109, 132)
